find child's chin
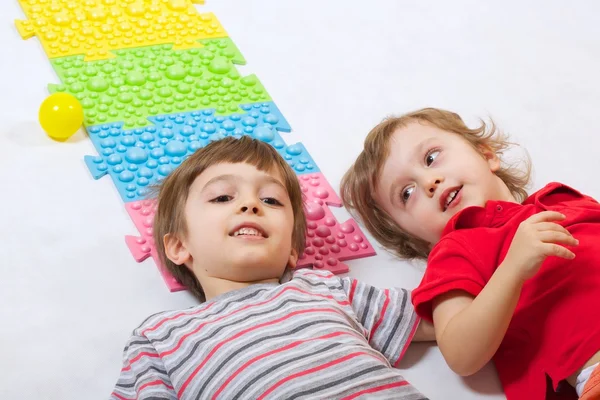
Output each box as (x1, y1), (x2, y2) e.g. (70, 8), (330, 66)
(231, 253), (286, 275)
(230, 250), (269, 267)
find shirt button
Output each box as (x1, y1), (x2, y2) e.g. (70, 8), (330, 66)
(496, 205), (503, 212)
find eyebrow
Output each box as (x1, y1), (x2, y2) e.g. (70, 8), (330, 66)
(201, 173), (287, 194)
(387, 137), (437, 205)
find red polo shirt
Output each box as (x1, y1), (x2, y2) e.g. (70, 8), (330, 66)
(412, 183), (600, 400)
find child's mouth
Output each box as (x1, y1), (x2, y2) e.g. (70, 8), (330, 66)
(443, 186), (463, 211)
(232, 227), (264, 237)
(229, 223), (269, 239)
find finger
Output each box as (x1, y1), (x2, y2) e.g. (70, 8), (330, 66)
(535, 222), (573, 236)
(538, 231), (579, 246)
(543, 243), (576, 260)
(527, 211), (566, 224)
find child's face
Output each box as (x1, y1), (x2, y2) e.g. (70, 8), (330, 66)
(374, 122), (511, 246)
(171, 162), (297, 283)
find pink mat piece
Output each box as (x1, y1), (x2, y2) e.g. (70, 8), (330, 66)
(125, 200), (185, 292)
(124, 172), (376, 292)
(296, 173), (376, 274)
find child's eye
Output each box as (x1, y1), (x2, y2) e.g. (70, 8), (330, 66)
(262, 197), (282, 206)
(211, 195), (232, 203)
(425, 149), (440, 166)
(401, 186), (414, 204)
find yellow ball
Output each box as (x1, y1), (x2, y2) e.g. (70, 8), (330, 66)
(39, 93), (84, 141)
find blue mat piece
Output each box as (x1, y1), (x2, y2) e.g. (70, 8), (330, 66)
(84, 101), (320, 202)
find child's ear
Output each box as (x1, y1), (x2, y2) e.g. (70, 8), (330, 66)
(287, 248), (299, 269)
(163, 233), (192, 268)
(479, 145), (501, 172)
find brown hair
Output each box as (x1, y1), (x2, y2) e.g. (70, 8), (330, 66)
(152, 136), (307, 301)
(340, 107), (531, 260)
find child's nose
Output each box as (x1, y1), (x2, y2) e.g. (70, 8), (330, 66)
(426, 178), (443, 197)
(240, 205), (259, 214)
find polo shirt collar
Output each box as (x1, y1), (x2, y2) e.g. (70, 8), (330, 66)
(441, 182), (577, 235)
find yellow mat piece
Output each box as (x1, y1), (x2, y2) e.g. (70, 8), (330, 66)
(15, 0), (227, 61)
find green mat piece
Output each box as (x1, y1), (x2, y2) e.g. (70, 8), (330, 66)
(48, 38), (271, 128)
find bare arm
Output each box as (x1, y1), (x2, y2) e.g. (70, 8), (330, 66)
(412, 319), (436, 342)
(432, 264), (523, 375)
(432, 211), (577, 376)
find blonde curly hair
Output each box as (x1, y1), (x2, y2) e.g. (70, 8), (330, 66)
(340, 108), (531, 260)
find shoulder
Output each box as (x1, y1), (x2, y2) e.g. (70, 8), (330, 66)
(292, 268), (339, 284)
(131, 305), (207, 337)
(289, 268), (349, 296)
(429, 234), (475, 262)
(422, 235), (488, 287)
(413, 236), (486, 320)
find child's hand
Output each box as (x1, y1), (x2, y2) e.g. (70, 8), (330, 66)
(503, 211), (578, 281)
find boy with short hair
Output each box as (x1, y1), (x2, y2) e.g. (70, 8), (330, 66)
(111, 136), (432, 400)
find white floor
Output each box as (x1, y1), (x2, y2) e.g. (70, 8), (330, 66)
(1, 1), (599, 399)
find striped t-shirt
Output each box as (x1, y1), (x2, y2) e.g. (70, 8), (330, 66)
(111, 269), (426, 399)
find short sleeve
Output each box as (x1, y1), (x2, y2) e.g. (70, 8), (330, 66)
(411, 237), (488, 322)
(110, 333), (177, 400)
(340, 278), (419, 367)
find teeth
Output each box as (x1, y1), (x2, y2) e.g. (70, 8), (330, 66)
(233, 227), (262, 237)
(445, 190), (458, 208)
